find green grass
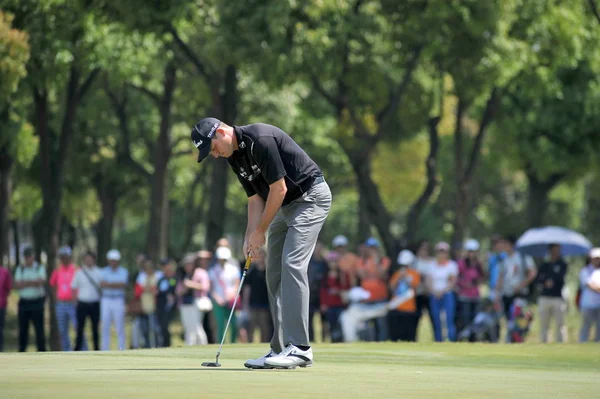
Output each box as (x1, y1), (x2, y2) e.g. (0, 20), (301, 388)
(1, 343), (599, 398)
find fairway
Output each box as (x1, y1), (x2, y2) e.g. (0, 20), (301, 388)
(1, 343), (598, 399)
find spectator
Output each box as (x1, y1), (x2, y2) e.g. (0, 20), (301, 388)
(196, 250), (215, 344)
(243, 248), (272, 343)
(458, 298), (499, 343)
(209, 246), (241, 343)
(136, 258), (161, 348)
(14, 246), (46, 352)
(487, 234), (506, 301)
(536, 243), (568, 343)
(100, 249), (128, 351)
(341, 238), (391, 342)
(320, 251), (351, 343)
(130, 252), (147, 349)
(426, 241), (458, 342)
(388, 250), (421, 342)
(495, 236), (537, 324)
(71, 251), (101, 351)
(331, 235), (359, 287)
(49, 246), (82, 351)
(579, 248), (600, 343)
(177, 253), (210, 345)
(456, 239), (485, 334)
(156, 259), (178, 347)
(308, 241), (327, 342)
(0, 258), (12, 351)
(412, 240), (435, 339)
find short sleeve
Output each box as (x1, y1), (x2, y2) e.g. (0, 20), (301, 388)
(253, 137), (287, 185)
(49, 270), (58, 287)
(450, 261), (459, 276)
(39, 266), (47, 280)
(14, 267), (22, 282)
(71, 272), (80, 289)
(123, 270), (129, 284)
(580, 269), (590, 287)
(525, 255), (536, 272)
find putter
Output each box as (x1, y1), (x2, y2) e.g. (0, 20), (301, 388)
(202, 255), (252, 368)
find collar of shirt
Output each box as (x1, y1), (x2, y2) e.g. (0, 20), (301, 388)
(232, 125), (248, 157)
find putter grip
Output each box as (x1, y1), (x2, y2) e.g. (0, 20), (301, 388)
(244, 256), (252, 271)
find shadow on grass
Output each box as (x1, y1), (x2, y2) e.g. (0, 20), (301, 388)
(81, 368), (254, 372)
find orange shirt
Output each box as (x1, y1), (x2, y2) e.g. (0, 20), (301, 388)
(389, 269), (421, 312)
(357, 255), (391, 302)
(338, 252), (359, 285)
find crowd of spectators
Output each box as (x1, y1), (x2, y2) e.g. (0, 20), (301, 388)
(0, 232), (599, 352)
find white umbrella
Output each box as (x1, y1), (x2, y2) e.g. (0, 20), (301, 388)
(516, 226), (592, 257)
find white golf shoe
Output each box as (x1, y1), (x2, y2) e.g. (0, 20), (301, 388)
(244, 349), (277, 369)
(264, 344), (313, 369)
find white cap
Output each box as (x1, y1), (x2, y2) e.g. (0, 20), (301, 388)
(397, 250), (415, 266)
(58, 246), (72, 256)
(332, 235), (349, 248)
(464, 239), (480, 252)
(435, 241), (450, 252)
(590, 248), (600, 259)
(215, 246), (232, 260)
(106, 249), (121, 261)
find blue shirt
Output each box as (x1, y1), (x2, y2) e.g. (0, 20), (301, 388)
(580, 265), (600, 309)
(487, 252), (506, 291)
(100, 266), (128, 299)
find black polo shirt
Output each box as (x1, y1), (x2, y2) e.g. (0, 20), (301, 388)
(536, 258), (567, 297)
(228, 123), (322, 206)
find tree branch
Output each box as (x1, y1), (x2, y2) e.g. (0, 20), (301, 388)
(77, 68), (101, 99)
(376, 46), (423, 134)
(589, 0), (600, 25)
(308, 68), (337, 107)
(405, 116), (440, 243)
(172, 150), (194, 158)
(104, 79), (152, 181)
(128, 83), (160, 106)
(463, 87), (501, 182)
(167, 25), (211, 81)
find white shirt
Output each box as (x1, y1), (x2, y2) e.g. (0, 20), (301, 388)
(499, 252), (536, 296)
(136, 270), (164, 286)
(71, 266), (102, 302)
(209, 262), (241, 300)
(427, 261), (459, 293)
(412, 257), (434, 295)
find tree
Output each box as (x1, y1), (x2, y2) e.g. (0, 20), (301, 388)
(0, 10), (30, 264)
(7, 0), (101, 350)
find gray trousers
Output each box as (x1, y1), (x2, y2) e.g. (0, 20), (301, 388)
(266, 181), (332, 353)
(579, 307), (600, 343)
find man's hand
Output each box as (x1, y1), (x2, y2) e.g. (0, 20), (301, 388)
(248, 229), (266, 258)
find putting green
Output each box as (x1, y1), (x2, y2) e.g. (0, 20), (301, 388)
(1, 343), (598, 398)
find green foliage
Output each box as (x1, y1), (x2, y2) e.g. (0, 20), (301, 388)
(0, 10), (29, 106)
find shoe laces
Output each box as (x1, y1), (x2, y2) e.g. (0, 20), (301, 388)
(280, 345), (296, 356)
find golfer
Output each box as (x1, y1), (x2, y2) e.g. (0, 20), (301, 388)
(191, 118), (331, 369)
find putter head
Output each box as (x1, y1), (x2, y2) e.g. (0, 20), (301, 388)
(201, 362), (221, 367)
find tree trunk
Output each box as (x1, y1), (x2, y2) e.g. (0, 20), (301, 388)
(358, 191), (371, 243)
(95, 180), (117, 267)
(526, 171), (565, 228)
(145, 63), (176, 262)
(405, 116), (440, 245)
(350, 157), (398, 258)
(205, 65), (238, 250)
(0, 146), (12, 265)
(11, 219), (20, 267)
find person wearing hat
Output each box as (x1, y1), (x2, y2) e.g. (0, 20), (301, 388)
(49, 246), (84, 351)
(135, 258), (161, 348)
(456, 239), (485, 334)
(208, 246), (241, 344)
(387, 250), (421, 342)
(331, 235), (359, 288)
(100, 249), (128, 350)
(425, 241), (459, 342)
(191, 118), (331, 369)
(319, 251), (351, 343)
(579, 248), (600, 342)
(14, 246), (46, 352)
